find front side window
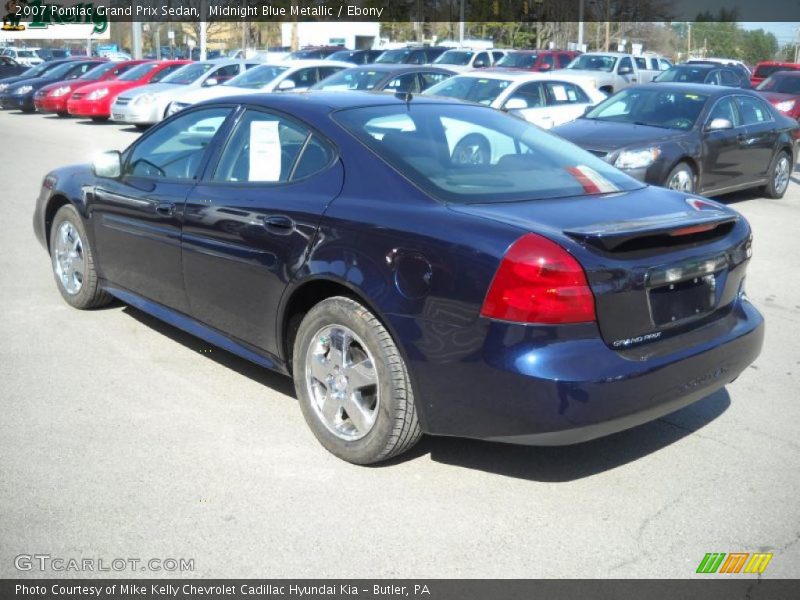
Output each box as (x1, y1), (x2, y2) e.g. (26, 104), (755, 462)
(125, 107), (231, 180)
(313, 68), (384, 91)
(334, 104), (643, 203)
(720, 70), (740, 87)
(497, 53), (537, 69)
(209, 64), (240, 84)
(225, 65), (288, 89)
(286, 67), (318, 88)
(505, 82), (545, 108)
(757, 74), (800, 94)
(618, 57), (633, 72)
(212, 109), (332, 183)
(434, 51), (475, 66)
(707, 97), (740, 127)
(161, 63), (214, 85)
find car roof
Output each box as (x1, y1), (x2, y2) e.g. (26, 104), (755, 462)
(638, 82), (750, 96)
(672, 63), (719, 70)
(446, 69), (566, 81)
(207, 89), (474, 113)
(274, 59), (353, 68)
(337, 63), (453, 73)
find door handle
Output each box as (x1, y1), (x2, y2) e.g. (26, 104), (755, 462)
(155, 202), (175, 216)
(261, 215), (295, 231)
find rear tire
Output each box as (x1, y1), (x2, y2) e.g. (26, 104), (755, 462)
(91, 116), (108, 123)
(49, 204), (112, 310)
(292, 296), (422, 465)
(134, 124), (149, 131)
(665, 162), (696, 193)
(761, 150), (792, 199)
(56, 111), (69, 118)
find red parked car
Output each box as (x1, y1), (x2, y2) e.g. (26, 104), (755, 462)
(67, 59), (189, 121)
(35, 60), (149, 117)
(750, 61), (800, 87)
(493, 49), (581, 72)
(756, 70), (800, 120)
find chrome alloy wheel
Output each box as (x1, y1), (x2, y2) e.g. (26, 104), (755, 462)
(667, 168), (694, 192)
(53, 221), (85, 295)
(774, 154), (790, 195)
(305, 324), (380, 441)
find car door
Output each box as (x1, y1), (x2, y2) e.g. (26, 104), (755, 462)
(317, 65), (345, 83)
(734, 94), (779, 182)
(284, 66), (319, 90)
(89, 106), (233, 312)
(181, 107), (344, 355)
(617, 56), (637, 85)
(700, 95), (748, 191)
(543, 80), (595, 126)
(205, 63), (240, 86)
(502, 81), (550, 126)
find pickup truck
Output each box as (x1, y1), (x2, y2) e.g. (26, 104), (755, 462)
(557, 52), (662, 94)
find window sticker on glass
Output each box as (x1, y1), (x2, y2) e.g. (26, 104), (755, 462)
(552, 85), (568, 101)
(249, 120), (282, 182)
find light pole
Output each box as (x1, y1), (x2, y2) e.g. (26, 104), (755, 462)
(578, 0), (584, 50)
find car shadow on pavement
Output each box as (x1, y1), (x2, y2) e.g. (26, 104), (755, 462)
(121, 305), (297, 399)
(385, 389), (731, 481)
(118, 303), (731, 481)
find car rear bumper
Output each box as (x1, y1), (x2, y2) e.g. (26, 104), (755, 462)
(390, 295), (763, 444)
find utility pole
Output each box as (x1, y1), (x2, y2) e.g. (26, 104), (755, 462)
(131, 22), (142, 59)
(687, 22), (692, 58)
(458, 0), (464, 48)
(199, 0), (207, 61)
(604, 0), (611, 51)
(577, 0), (584, 50)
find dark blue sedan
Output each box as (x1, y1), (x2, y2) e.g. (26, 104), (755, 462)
(33, 92), (764, 464)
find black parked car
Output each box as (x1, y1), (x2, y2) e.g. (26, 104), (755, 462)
(553, 83), (798, 197)
(374, 46), (449, 65)
(0, 56), (27, 79)
(654, 64), (750, 89)
(311, 64), (454, 93)
(0, 59), (105, 112)
(326, 49), (384, 65)
(0, 57), (78, 89)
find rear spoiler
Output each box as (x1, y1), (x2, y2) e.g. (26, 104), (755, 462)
(563, 210), (739, 251)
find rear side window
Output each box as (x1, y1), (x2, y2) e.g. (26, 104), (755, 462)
(384, 72), (419, 93)
(735, 96), (773, 124)
(635, 57), (647, 70)
(557, 54), (572, 68)
(286, 67), (317, 87)
(541, 54), (555, 69)
(506, 81), (545, 108)
(212, 109), (333, 183)
(720, 70), (740, 87)
(545, 81), (589, 105)
(211, 64), (240, 84)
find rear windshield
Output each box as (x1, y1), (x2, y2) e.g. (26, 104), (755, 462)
(754, 65), (797, 78)
(757, 73), (800, 94)
(334, 103), (643, 204)
(161, 62), (214, 84)
(496, 53), (538, 69)
(424, 76), (511, 105)
(328, 50), (357, 62)
(17, 50), (37, 58)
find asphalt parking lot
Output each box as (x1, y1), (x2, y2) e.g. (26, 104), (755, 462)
(0, 109), (798, 579)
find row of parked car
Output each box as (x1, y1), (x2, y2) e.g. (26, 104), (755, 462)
(2, 50), (799, 199)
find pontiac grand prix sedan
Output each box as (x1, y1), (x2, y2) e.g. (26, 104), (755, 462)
(33, 92), (764, 464)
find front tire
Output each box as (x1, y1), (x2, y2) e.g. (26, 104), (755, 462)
(665, 162), (695, 193)
(292, 296), (422, 464)
(49, 204), (111, 309)
(761, 150), (792, 199)
(91, 116), (108, 123)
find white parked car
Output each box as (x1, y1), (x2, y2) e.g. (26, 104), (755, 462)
(110, 59), (260, 127)
(0, 47), (43, 66)
(431, 48), (507, 72)
(423, 70), (606, 129)
(164, 60), (352, 117)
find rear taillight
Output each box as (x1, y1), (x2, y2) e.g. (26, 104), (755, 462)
(481, 233), (596, 324)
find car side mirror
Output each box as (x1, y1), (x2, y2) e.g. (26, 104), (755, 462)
(706, 118), (733, 131)
(618, 66), (633, 75)
(92, 150), (121, 178)
(504, 98), (528, 111)
(203, 77), (218, 87)
(473, 60), (486, 68)
(277, 79), (296, 91)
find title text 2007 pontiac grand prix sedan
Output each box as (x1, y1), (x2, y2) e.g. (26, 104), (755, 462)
(33, 92), (764, 464)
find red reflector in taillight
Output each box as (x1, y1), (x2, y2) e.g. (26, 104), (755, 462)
(669, 223), (718, 236)
(481, 233), (596, 324)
